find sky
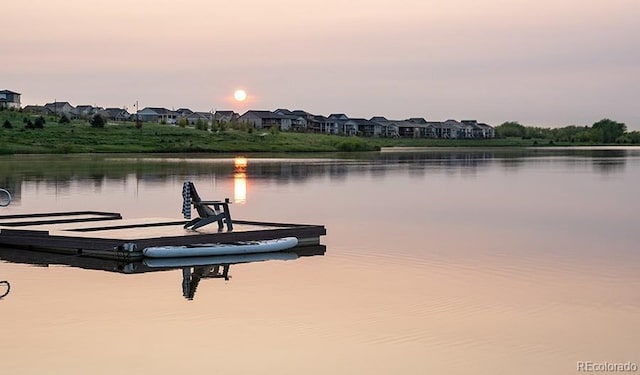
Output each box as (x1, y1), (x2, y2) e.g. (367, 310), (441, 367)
(3, 0), (639, 129)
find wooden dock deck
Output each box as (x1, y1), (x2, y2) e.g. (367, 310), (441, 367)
(0, 211), (326, 260)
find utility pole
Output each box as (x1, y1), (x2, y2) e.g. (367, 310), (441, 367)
(135, 100), (142, 130)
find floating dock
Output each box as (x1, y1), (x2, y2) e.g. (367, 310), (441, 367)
(0, 211), (326, 261)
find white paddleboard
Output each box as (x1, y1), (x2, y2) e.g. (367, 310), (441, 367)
(143, 251), (298, 268)
(142, 237), (298, 258)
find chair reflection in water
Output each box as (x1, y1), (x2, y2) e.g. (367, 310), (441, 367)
(182, 181), (233, 231)
(182, 265), (230, 300)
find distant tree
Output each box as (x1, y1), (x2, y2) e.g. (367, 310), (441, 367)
(548, 125), (592, 142)
(592, 119), (626, 143)
(628, 131), (640, 144)
(196, 118), (208, 131)
(58, 114), (70, 124)
(90, 114), (106, 128)
(495, 121), (526, 138)
(2, 120), (12, 129)
(25, 119), (35, 129)
(218, 121), (227, 131)
(618, 131), (640, 144)
(178, 118), (187, 128)
(523, 126), (549, 139)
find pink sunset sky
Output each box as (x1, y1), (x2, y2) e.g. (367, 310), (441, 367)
(3, 0), (639, 128)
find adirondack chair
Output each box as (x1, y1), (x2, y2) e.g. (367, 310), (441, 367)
(182, 182), (233, 231)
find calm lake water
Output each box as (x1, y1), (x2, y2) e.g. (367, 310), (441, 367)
(1, 148), (639, 375)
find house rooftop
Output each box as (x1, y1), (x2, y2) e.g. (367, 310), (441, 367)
(291, 110), (312, 116)
(44, 101), (72, 106)
(407, 117), (427, 124)
(274, 108), (294, 115)
(141, 107), (178, 114)
(241, 110), (287, 119)
(347, 118), (377, 125)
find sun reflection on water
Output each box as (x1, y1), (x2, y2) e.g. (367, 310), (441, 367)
(233, 156), (248, 204)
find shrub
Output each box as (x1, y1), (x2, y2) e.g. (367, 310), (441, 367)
(195, 118), (208, 131)
(89, 114), (106, 128)
(34, 116), (45, 129)
(336, 138), (373, 151)
(2, 120), (12, 129)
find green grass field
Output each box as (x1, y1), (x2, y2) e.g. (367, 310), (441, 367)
(0, 110), (577, 155)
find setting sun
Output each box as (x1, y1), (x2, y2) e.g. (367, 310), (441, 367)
(233, 89), (247, 102)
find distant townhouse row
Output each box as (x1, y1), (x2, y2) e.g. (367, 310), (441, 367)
(13, 96), (495, 139)
(239, 109), (495, 139)
(23, 102), (132, 122)
(135, 107), (495, 139)
(22, 102), (235, 127)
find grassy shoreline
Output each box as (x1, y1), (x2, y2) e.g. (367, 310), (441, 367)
(0, 113), (634, 155)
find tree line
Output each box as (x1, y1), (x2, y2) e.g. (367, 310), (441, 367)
(495, 119), (640, 144)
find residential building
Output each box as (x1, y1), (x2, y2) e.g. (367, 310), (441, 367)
(238, 110), (291, 131)
(72, 105), (102, 119)
(0, 90), (21, 109)
(176, 108), (194, 117)
(476, 123), (495, 138)
(137, 107), (178, 124)
(274, 109), (314, 131)
(104, 108), (131, 121)
(44, 101), (74, 116)
(370, 117), (401, 137)
(186, 112), (214, 126)
(326, 113), (350, 135)
(22, 105), (48, 114)
(345, 118), (384, 136)
(214, 110), (239, 123)
(308, 115), (330, 133)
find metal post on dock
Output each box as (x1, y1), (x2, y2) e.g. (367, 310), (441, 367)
(0, 281), (10, 299)
(0, 189), (11, 207)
